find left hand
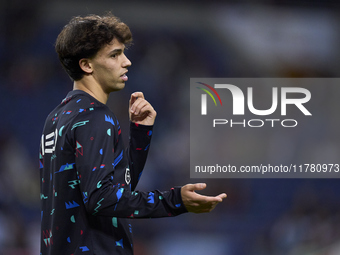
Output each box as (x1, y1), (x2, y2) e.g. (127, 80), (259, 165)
(129, 92), (157, 126)
(181, 183), (227, 213)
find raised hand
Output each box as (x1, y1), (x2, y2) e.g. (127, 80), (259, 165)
(129, 92), (157, 126)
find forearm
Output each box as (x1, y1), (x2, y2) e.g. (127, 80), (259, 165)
(127, 122), (153, 190)
(86, 182), (187, 218)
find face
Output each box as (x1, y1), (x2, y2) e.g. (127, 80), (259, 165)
(89, 38), (131, 93)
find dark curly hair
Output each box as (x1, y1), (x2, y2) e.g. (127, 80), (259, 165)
(55, 13), (132, 81)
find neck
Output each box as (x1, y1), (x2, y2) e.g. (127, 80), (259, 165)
(73, 77), (109, 104)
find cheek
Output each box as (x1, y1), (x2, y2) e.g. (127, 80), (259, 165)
(109, 67), (120, 78)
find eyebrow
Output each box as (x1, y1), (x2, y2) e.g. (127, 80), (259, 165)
(108, 48), (124, 56)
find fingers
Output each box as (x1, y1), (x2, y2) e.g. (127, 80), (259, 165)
(130, 98), (151, 115)
(184, 183), (207, 192)
(181, 183), (227, 214)
(129, 92), (157, 125)
(196, 193), (226, 203)
(129, 92), (142, 110)
(183, 183), (226, 201)
(129, 91), (144, 108)
(217, 193), (227, 200)
(129, 91), (153, 115)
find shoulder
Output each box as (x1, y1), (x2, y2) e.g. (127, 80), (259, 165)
(73, 106), (117, 126)
(62, 91), (117, 124)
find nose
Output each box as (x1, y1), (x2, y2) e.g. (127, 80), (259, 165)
(122, 54), (132, 67)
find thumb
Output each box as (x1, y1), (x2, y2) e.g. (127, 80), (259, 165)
(185, 183), (207, 192)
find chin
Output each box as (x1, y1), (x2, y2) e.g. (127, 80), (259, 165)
(112, 83), (125, 92)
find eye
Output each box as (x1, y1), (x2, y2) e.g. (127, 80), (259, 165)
(111, 53), (118, 58)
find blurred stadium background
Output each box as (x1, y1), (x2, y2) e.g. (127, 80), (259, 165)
(1, 0), (340, 254)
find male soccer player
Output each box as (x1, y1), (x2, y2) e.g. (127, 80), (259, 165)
(39, 13), (226, 254)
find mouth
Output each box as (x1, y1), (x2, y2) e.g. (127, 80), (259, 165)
(120, 72), (128, 82)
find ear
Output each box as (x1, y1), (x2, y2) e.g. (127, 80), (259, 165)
(79, 58), (93, 75)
